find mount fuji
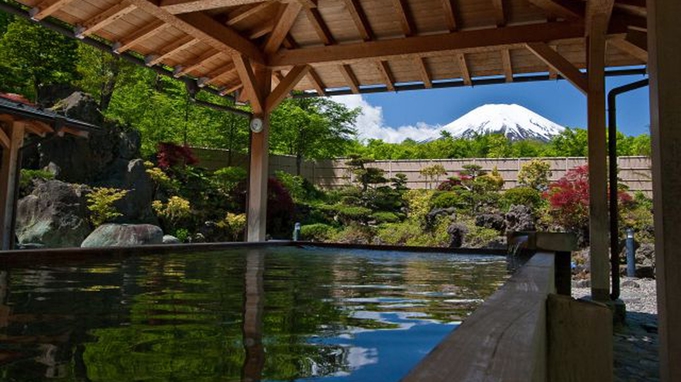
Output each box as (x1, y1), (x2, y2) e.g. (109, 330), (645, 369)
(437, 104), (566, 142)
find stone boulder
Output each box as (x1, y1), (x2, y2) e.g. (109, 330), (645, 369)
(505, 205), (536, 233)
(426, 207), (456, 229)
(634, 243), (655, 278)
(16, 180), (92, 248)
(163, 235), (181, 244)
(475, 213), (506, 232)
(81, 224), (163, 247)
(447, 223), (468, 248)
(96, 159), (156, 224)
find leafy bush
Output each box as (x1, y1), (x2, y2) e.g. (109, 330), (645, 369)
(331, 223), (376, 244)
(156, 142), (198, 169)
(518, 159), (552, 191)
(174, 228), (190, 243)
(376, 222), (422, 245)
(464, 225), (500, 248)
(502, 187), (543, 211)
(300, 223), (337, 242)
(336, 205), (373, 224)
(420, 164), (447, 189)
(543, 165), (590, 234)
(144, 161), (178, 193)
(213, 167), (247, 193)
(87, 187), (129, 227)
(437, 177), (463, 191)
(216, 212), (246, 241)
(431, 192), (464, 209)
(371, 211), (401, 224)
(19, 169), (54, 196)
(478, 167), (504, 191)
(152, 196), (192, 223)
(402, 189), (435, 224)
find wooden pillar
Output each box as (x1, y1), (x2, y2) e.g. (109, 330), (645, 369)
(0, 121), (24, 250)
(246, 65), (272, 242)
(586, 16), (610, 302)
(648, 0), (681, 380)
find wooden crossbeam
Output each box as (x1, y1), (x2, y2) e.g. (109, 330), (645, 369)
(233, 55), (264, 114)
(266, 65), (310, 112)
(548, 44), (559, 79)
(527, 0), (584, 21)
(0, 127), (9, 149)
(146, 35), (197, 66)
(456, 53), (471, 85)
(343, 0), (374, 41)
(29, 0), (78, 21)
(282, 35), (299, 49)
(248, 20), (275, 39)
(501, 49), (513, 82)
(608, 30), (647, 62)
(441, 0), (459, 32)
(227, 2), (273, 25)
(113, 20), (169, 54)
(376, 61), (395, 91)
(415, 57), (432, 88)
(199, 62), (237, 87)
(307, 68), (327, 96)
(160, 0), (264, 14)
(174, 49), (222, 77)
(525, 42), (588, 94)
(305, 7), (335, 45)
(391, 0), (416, 37)
(269, 21), (584, 67)
(491, 0), (505, 27)
(127, 0), (265, 64)
(219, 83), (243, 96)
(339, 64), (360, 93)
(75, 2), (137, 38)
(264, 2), (303, 54)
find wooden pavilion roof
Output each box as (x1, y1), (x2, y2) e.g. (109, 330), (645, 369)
(16, 0), (647, 103)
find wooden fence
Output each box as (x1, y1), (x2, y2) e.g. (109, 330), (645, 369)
(191, 147), (653, 195)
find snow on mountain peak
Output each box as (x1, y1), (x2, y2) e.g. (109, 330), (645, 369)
(439, 103), (565, 142)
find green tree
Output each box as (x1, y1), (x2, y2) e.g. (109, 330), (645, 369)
(518, 159), (552, 191)
(76, 44), (135, 111)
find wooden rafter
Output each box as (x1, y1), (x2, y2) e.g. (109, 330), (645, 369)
(501, 49), (513, 82)
(0, 127), (9, 149)
(525, 42), (588, 94)
(343, 0), (374, 41)
(160, 0), (264, 14)
(264, 2), (303, 55)
(226, 2), (273, 25)
(269, 21), (584, 67)
(391, 0), (416, 37)
(456, 53), (471, 85)
(174, 49), (222, 77)
(75, 2), (137, 38)
(339, 64), (360, 93)
(126, 0), (265, 64)
(199, 62), (237, 87)
(608, 29), (647, 62)
(441, 0), (459, 32)
(146, 35), (197, 66)
(219, 83), (243, 96)
(113, 20), (169, 54)
(282, 35), (299, 49)
(527, 0), (584, 21)
(29, 0), (78, 21)
(266, 65), (310, 112)
(233, 55), (264, 114)
(305, 7), (335, 45)
(548, 44), (559, 79)
(307, 68), (327, 96)
(491, 0), (505, 27)
(415, 57), (432, 88)
(248, 20), (275, 39)
(376, 61), (395, 91)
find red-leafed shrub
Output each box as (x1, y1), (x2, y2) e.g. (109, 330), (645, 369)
(156, 142), (198, 169)
(231, 177), (295, 238)
(437, 177), (463, 191)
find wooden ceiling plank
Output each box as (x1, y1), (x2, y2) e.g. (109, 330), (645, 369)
(305, 7), (336, 45)
(76, 2), (137, 38)
(343, 0), (374, 41)
(491, 0), (506, 27)
(391, 0), (416, 37)
(527, 0), (584, 21)
(525, 42), (588, 94)
(269, 22), (585, 67)
(113, 20), (169, 54)
(266, 65), (311, 112)
(307, 68), (327, 96)
(227, 2), (273, 25)
(233, 55), (264, 114)
(29, 0), (78, 21)
(415, 57), (432, 88)
(200, 63), (237, 86)
(377, 61), (395, 91)
(339, 64), (360, 93)
(441, 0), (459, 32)
(160, 0), (264, 14)
(126, 0), (265, 64)
(264, 2), (303, 55)
(146, 35), (197, 66)
(456, 53), (471, 85)
(501, 49), (513, 82)
(174, 49), (222, 77)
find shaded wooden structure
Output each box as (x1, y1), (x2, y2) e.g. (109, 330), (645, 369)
(0, 95), (94, 250)
(5, 0), (681, 380)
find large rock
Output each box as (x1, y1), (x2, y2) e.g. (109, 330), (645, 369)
(81, 224), (163, 247)
(16, 180), (91, 248)
(96, 159), (156, 224)
(426, 207), (456, 229)
(505, 205), (536, 233)
(447, 223), (468, 248)
(475, 213), (506, 232)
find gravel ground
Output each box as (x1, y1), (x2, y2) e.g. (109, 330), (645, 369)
(572, 277), (659, 382)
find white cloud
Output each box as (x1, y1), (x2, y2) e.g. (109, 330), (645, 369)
(332, 95), (441, 143)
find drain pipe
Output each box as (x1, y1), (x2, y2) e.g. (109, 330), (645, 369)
(607, 78), (649, 300)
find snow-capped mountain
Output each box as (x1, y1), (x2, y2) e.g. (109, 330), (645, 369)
(439, 104), (565, 142)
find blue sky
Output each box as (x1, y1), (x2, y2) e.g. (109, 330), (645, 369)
(332, 73), (651, 143)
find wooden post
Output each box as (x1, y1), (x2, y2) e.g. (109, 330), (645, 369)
(648, 0), (681, 380)
(0, 121), (24, 250)
(586, 15), (610, 302)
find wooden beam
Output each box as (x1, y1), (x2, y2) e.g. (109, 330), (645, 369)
(501, 49), (513, 82)
(75, 2), (137, 38)
(227, 2), (274, 25)
(234, 55), (264, 114)
(282, 34), (299, 49)
(248, 20), (275, 40)
(525, 42), (588, 94)
(305, 7), (336, 45)
(586, 0), (615, 36)
(174, 49), (222, 77)
(0, 127), (9, 149)
(338, 64), (360, 93)
(441, 0), (459, 32)
(146, 36), (197, 66)
(609, 29), (647, 62)
(160, 0), (264, 14)
(126, 0), (265, 64)
(307, 68), (327, 96)
(548, 44), (559, 79)
(268, 21), (585, 67)
(113, 20), (169, 54)
(415, 57), (432, 88)
(456, 53), (471, 85)
(491, 0), (506, 27)
(266, 65), (310, 112)
(343, 0), (374, 41)
(527, 0), (584, 20)
(29, 0), (78, 21)
(219, 83), (243, 96)
(391, 0), (416, 36)
(0, 122), (24, 250)
(199, 62), (237, 87)
(264, 2), (303, 55)
(376, 61), (396, 91)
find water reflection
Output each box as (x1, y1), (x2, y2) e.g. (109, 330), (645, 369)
(0, 247), (507, 381)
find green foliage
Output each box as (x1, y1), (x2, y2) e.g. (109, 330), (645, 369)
(19, 169), (54, 196)
(620, 192), (655, 244)
(216, 212), (246, 241)
(335, 205), (373, 225)
(376, 222), (423, 245)
(213, 166), (247, 193)
(501, 187), (543, 210)
(464, 225), (500, 248)
(300, 223), (337, 242)
(518, 159), (552, 191)
(75, 43), (134, 110)
(173, 228), (190, 242)
(345, 155), (387, 191)
(145, 161), (179, 193)
(152, 196), (192, 224)
(419, 164), (447, 189)
(402, 189), (435, 224)
(430, 192), (464, 209)
(87, 187), (129, 227)
(371, 211), (401, 224)
(478, 167), (504, 191)
(331, 223), (375, 244)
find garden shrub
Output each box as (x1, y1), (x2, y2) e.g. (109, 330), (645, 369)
(431, 191), (464, 209)
(502, 187), (543, 211)
(145, 161), (179, 193)
(300, 223), (337, 242)
(437, 177), (463, 191)
(87, 187), (129, 227)
(152, 196), (191, 224)
(376, 222), (422, 245)
(214, 166), (247, 193)
(543, 165), (590, 235)
(371, 211), (401, 224)
(331, 223), (375, 244)
(464, 225), (500, 248)
(478, 167), (504, 191)
(156, 142), (198, 169)
(402, 189), (435, 224)
(335, 205), (373, 225)
(216, 212), (246, 241)
(405, 215), (450, 247)
(518, 159), (552, 191)
(19, 169), (54, 196)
